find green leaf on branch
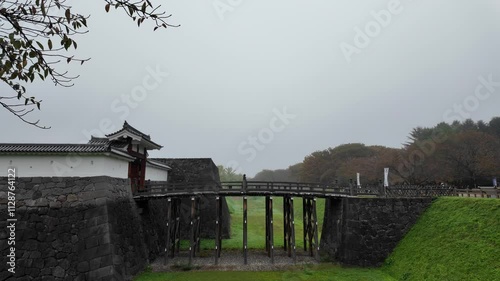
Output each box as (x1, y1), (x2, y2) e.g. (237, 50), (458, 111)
(65, 9), (71, 22)
(36, 41), (44, 50)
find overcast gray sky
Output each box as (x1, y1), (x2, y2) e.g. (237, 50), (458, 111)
(2, 1), (500, 176)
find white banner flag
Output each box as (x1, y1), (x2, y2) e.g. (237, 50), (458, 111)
(384, 168), (389, 187)
(356, 173), (361, 187)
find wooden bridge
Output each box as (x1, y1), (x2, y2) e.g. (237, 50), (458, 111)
(132, 179), (493, 266)
(133, 180), (458, 199)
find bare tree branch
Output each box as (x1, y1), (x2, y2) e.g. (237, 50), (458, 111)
(0, 0), (177, 128)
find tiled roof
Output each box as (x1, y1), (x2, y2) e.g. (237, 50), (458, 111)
(106, 121), (151, 140)
(87, 137), (110, 145)
(87, 137), (128, 149)
(0, 143), (110, 153)
(0, 137), (128, 154)
(105, 121), (162, 149)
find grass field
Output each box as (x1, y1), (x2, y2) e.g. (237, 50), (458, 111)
(383, 197), (500, 281)
(180, 196), (326, 250)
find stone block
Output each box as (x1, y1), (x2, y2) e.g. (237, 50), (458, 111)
(96, 243), (112, 256)
(88, 265), (115, 280)
(34, 198), (49, 207)
(56, 182), (67, 188)
(53, 266), (65, 278)
(76, 261), (89, 273)
(79, 247), (97, 261)
(99, 234), (111, 245)
(100, 254), (113, 267)
(60, 259), (70, 270)
(83, 183), (95, 192)
(50, 201), (62, 209)
(95, 197), (108, 206)
(44, 257), (58, 268)
(90, 257), (102, 271)
(94, 182), (110, 191)
(33, 258), (43, 269)
(85, 236), (100, 249)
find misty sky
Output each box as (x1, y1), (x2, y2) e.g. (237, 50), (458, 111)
(2, 1), (500, 176)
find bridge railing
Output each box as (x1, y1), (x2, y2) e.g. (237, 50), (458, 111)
(386, 185), (456, 198)
(135, 181), (222, 197)
(221, 181), (352, 196)
(132, 179), (496, 199)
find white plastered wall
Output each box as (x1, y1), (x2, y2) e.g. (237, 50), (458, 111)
(0, 155), (130, 178)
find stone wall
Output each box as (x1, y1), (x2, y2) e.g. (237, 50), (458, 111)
(151, 158), (220, 184)
(0, 176), (148, 281)
(150, 158), (231, 239)
(320, 197), (433, 267)
(138, 198), (169, 262)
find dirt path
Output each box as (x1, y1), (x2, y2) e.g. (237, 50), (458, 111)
(150, 249), (320, 272)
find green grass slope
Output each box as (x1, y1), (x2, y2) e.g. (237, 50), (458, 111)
(383, 197), (500, 281)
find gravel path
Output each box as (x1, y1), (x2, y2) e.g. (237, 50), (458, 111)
(151, 249), (320, 272)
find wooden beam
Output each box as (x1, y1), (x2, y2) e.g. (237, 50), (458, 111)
(196, 197), (201, 254)
(290, 197), (296, 263)
(303, 197), (307, 252)
(283, 196), (288, 252)
(215, 196), (221, 265)
(243, 196), (248, 265)
(174, 198), (181, 255)
(164, 198), (172, 265)
(312, 198), (320, 261)
(189, 197), (195, 266)
(269, 196), (274, 264)
(265, 196), (269, 253)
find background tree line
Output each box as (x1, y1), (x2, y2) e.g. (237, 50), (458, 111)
(220, 117), (500, 187)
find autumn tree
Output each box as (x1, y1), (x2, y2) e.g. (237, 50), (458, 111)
(338, 146), (401, 185)
(300, 143), (380, 184)
(439, 131), (500, 187)
(0, 0), (177, 128)
(396, 117), (500, 185)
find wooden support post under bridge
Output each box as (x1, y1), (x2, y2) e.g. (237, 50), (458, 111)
(189, 197), (201, 266)
(163, 197), (181, 263)
(303, 197), (320, 261)
(283, 196), (297, 263)
(164, 198), (172, 265)
(214, 196), (223, 265)
(243, 196), (248, 264)
(265, 196), (274, 264)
